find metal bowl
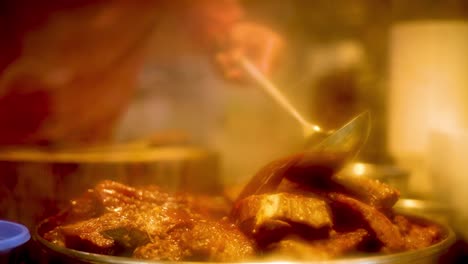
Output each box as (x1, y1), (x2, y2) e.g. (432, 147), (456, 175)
(32, 211), (456, 264)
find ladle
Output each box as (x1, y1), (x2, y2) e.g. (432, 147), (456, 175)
(240, 56), (371, 157)
(235, 58), (371, 201)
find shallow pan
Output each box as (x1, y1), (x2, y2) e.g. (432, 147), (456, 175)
(32, 209), (456, 264)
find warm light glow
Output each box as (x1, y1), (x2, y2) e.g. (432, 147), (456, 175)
(352, 163), (366, 176)
(400, 199), (419, 208)
(313, 125), (321, 132)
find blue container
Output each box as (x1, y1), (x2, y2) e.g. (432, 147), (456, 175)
(0, 220), (30, 263)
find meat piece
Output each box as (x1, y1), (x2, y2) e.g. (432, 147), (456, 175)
(280, 170), (400, 210)
(44, 180), (253, 261)
(93, 180), (170, 211)
(43, 178), (444, 261)
(67, 189), (102, 222)
(393, 215), (443, 250)
(132, 234), (188, 261)
(232, 193), (332, 244)
(267, 229), (369, 260)
(332, 173), (400, 209)
(47, 205), (189, 254)
(61, 180), (171, 223)
(182, 195), (231, 220)
(60, 180), (229, 228)
(134, 219), (255, 261)
(329, 193), (405, 252)
(92, 180), (230, 220)
(42, 228), (66, 248)
(184, 220), (255, 261)
(51, 212), (123, 254)
(102, 227), (150, 252)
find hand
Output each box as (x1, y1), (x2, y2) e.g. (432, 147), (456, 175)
(216, 22), (283, 81)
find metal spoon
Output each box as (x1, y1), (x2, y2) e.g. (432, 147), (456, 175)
(240, 56), (371, 157)
(234, 58), (371, 201)
(240, 56), (324, 141)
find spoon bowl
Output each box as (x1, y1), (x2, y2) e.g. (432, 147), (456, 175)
(235, 112), (371, 201)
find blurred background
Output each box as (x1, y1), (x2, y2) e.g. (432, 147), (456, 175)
(1, 0), (468, 262)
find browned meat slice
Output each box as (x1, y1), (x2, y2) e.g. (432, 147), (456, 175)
(232, 193), (332, 244)
(61, 180), (170, 223)
(46, 205), (190, 254)
(329, 193), (405, 252)
(267, 229), (369, 260)
(93, 180), (170, 211)
(280, 170), (399, 210)
(181, 195), (232, 220)
(184, 220), (255, 261)
(132, 234), (187, 261)
(67, 189), (102, 221)
(42, 174), (446, 261)
(49, 212), (125, 254)
(44, 180), (252, 260)
(393, 215), (443, 250)
(92, 180), (230, 219)
(332, 173), (400, 209)
(134, 219), (255, 261)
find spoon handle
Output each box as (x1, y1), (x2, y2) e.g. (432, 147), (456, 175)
(240, 57), (317, 133)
